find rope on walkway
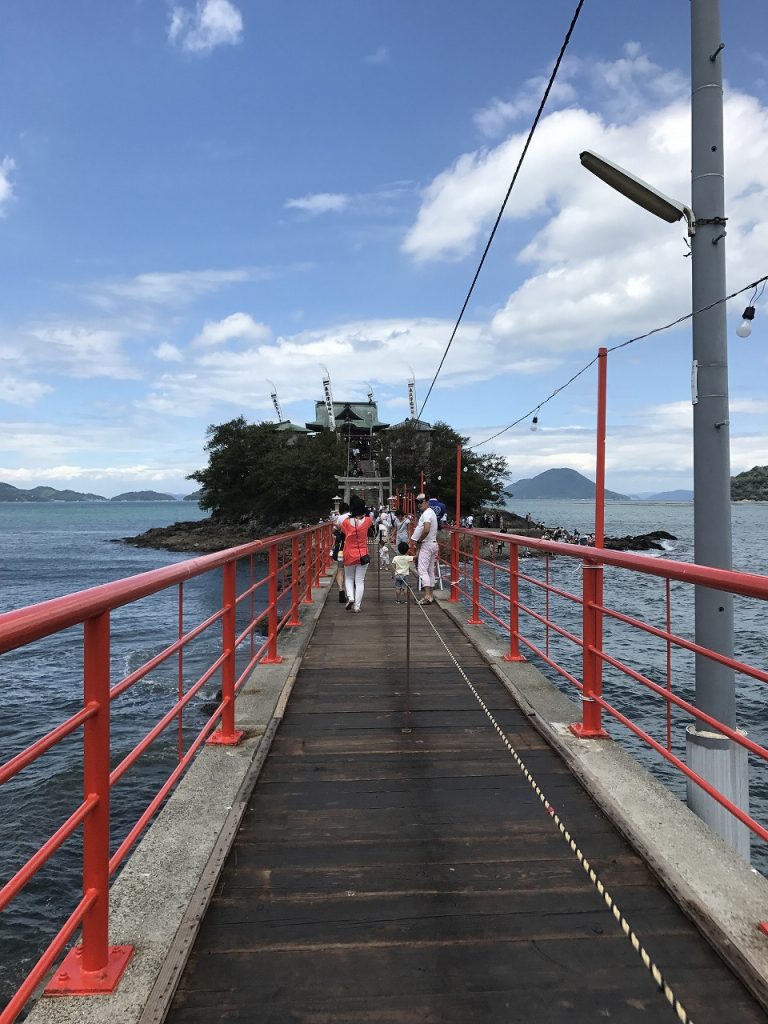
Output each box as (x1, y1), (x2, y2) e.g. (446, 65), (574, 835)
(407, 590), (693, 1024)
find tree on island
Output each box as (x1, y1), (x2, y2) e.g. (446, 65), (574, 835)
(187, 416), (508, 525)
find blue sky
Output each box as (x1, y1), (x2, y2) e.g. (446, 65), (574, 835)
(0, 0), (766, 497)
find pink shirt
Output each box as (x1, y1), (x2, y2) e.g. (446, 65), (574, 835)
(340, 515), (373, 565)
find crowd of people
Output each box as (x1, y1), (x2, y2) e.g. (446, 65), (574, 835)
(330, 492), (447, 612)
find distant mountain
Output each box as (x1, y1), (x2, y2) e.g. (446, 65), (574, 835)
(637, 489), (694, 502)
(183, 490), (202, 502)
(0, 481), (107, 502)
(505, 468), (629, 501)
(110, 490), (177, 502)
(731, 465), (768, 501)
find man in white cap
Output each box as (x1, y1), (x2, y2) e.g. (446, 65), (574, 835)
(410, 492), (438, 605)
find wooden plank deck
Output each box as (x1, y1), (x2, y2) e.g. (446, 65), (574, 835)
(164, 577), (768, 1023)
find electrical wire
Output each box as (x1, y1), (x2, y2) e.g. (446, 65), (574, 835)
(417, 0), (587, 421)
(467, 271), (768, 451)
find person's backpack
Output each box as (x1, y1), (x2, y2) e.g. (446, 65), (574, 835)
(428, 498), (447, 528)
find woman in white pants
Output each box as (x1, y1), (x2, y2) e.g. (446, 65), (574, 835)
(339, 495), (373, 612)
(411, 493), (439, 605)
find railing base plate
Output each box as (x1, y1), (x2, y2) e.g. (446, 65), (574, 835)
(569, 722), (609, 739)
(207, 729), (245, 746)
(503, 654), (527, 663)
(45, 945), (134, 996)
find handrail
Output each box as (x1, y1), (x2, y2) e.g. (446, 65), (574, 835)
(0, 520), (332, 1023)
(443, 523), (768, 846)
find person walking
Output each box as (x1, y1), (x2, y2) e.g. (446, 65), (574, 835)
(339, 495), (373, 613)
(411, 492), (439, 605)
(390, 541), (415, 604)
(332, 501), (350, 603)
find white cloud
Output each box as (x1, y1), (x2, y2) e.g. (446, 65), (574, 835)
(153, 342), (183, 361)
(285, 193), (350, 215)
(87, 267), (256, 309)
(192, 312), (271, 347)
(24, 324), (139, 379)
(0, 375), (51, 406)
(0, 156), (15, 215)
(169, 0), (243, 54)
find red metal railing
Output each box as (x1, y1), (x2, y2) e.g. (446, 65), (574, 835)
(0, 522), (331, 1024)
(443, 526), (768, 844)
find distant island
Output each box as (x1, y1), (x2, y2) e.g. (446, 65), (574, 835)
(110, 491), (177, 502)
(634, 489), (694, 502)
(731, 466), (768, 502)
(0, 481), (199, 503)
(505, 468), (629, 501)
(0, 482), (108, 503)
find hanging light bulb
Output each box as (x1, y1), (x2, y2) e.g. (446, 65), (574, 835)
(736, 305), (755, 338)
(530, 415), (539, 432)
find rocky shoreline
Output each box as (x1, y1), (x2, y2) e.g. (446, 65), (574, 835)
(117, 512), (676, 555)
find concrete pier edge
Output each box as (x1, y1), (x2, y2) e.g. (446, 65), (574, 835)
(433, 589), (768, 1012)
(25, 571), (335, 1024)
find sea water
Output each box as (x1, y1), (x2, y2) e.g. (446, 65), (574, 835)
(0, 499), (767, 1007)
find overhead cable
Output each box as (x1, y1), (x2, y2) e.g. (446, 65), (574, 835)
(417, 0), (587, 421)
(467, 271), (768, 450)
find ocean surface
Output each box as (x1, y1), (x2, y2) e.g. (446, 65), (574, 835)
(1, 498), (767, 1009)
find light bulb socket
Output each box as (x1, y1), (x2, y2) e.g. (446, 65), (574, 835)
(742, 305), (756, 321)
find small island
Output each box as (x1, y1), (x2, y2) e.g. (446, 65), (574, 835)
(110, 491), (178, 502)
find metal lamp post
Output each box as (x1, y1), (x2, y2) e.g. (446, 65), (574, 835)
(579, 0), (748, 858)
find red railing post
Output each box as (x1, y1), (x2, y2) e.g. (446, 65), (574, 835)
(504, 543), (526, 662)
(45, 612), (133, 994)
(303, 531), (314, 604)
(570, 560), (608, 739)
(468, 534), (482, 624)
(449, 530), (459, 602)
(313, 529), (321, 588)
(208, 561), (244, 745)
(288, 536), (301, 626)
(263, 544), (283, 665)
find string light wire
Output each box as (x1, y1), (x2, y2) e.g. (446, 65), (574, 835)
(417, 0), (587, 421)
(467, 272), (768, 451)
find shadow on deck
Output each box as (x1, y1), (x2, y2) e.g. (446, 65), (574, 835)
(163, 575), (767, 1023)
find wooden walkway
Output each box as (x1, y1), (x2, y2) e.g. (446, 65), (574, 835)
(164, 577), (768, 1023)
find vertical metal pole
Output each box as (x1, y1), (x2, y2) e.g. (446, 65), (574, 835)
(468, 534), (481, 624)
(209, 561), (244, 744)
(450, 445), (461, 602)
(288, 536), (300, 626)
(595, 348), (607, 549)
(403, 583), (412, 733)
(81, 613), (111, 973)
(303, 532), (313, 604)
(264, 545), (283, 664)
(503, 543), (525, 662)
(687, 0), (748, 858)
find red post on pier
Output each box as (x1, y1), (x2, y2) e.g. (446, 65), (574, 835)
(450, 445), (461, 602)
(45, 613), (133, 995)
(302, 531), (313, 604)
(571, 347), (608, 739)
(288, 535), (301, 626)
(263, 544), (283, 665)
(503, 544), (526, 662)
(209, 561), (244, 745)
(468, 534), (482, 624)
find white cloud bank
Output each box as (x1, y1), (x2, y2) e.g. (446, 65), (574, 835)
(0, 156), (16, 215)
(169, 0), (243, 55)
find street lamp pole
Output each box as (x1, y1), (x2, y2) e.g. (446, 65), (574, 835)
(686, 0), (747, 857)
(578, 0), (748, 858)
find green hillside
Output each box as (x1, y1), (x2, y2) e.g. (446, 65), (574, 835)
(731, 466), (768, 501)
(505, 468), (629, 501)
(0, 482), (107, 502)
(110, 491), (177, 502)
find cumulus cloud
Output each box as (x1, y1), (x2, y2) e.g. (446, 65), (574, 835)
(0, 375), (51, 406)
(192, 312), (271, 347)
(285, 193), (350, 215)
(169, 0), (243, 54)
(152, 342), (183, 361)
(0, 156), (16, 215)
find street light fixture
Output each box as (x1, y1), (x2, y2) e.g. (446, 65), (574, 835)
(579, 150), (696, 236)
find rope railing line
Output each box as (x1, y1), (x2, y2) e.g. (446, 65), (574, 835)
(418, 0), (587, 420)
(467, 271), (768, 451)
(403, 590), (695, 1023)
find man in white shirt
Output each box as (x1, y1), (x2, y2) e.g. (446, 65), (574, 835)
(410, 492), (439, 605)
